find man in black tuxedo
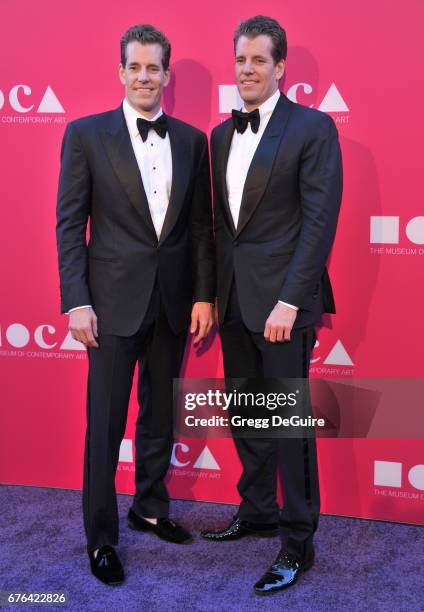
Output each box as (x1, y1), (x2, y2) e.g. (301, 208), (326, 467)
(201, 16), (342, 594)
(56, 24), (215, 585)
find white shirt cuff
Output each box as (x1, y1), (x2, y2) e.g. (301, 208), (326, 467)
(66, 305), (92, 314)
(278, 300), (299, 311)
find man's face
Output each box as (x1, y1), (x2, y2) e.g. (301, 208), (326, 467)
(119, 41), (170, 117)
(235, 34), (285, 110)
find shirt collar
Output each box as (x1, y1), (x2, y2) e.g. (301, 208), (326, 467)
(122, 98), (163, 139)
(242, 88), (281, 120)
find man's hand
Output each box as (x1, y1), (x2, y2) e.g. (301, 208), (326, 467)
(190, 302), (214, 346)
(69, 307), (99, 348)
(264, 303), (298, 343)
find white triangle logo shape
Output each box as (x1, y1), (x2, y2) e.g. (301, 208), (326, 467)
(119, 439), (133, 463)
(60, 331), (85, 351)
(193, 446), (221, 470)
(324, 340), (354, 366)
(318, 83), (349, 112)
(37, 86), (65, 113)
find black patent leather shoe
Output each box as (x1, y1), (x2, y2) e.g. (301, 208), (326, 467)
(88, 545), (124, 586)
(254, 550), (314, 595)
(201, 517), (279, 541)
(128, 509), (193, 544)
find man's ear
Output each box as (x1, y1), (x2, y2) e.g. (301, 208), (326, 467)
(163, 68), (171, 87)
(276, 59), (285, 81)
(118, 63), (126, 85)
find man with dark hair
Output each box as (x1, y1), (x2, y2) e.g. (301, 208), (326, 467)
(120, 24), (171, 70)
(57, 23), (215, 585)
(202, 15), (342, 595)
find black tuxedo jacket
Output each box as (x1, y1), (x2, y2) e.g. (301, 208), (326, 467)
(211, 93), (342, 332)
(56, 105), (215, 336)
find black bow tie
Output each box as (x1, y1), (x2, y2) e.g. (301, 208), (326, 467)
(232, 108), (260, 134)
(136, 114), (168, 142)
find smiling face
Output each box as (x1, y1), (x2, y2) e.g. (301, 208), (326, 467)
(235, 34), (285, 111)
(119, 40), (170, 118)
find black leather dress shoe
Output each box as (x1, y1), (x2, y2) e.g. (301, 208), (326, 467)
(88, 545), (124, 586)
(128, 509), (193, 544)
(201, 517), (279, 541)
(254, 550), (314, 595)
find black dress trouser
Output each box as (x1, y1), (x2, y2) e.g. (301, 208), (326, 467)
(219, 281), (320, 560)
(82, 283), (187, 551)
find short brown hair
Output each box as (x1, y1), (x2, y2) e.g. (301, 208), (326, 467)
(120, 24), (171, 70)
(234, 15), (287, 63)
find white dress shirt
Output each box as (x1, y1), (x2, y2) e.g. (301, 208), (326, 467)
(226, 89), (280, 229)
(122, 97), (172, 239)
(67, 98), (173, 314)
(226, 89), (298, 311)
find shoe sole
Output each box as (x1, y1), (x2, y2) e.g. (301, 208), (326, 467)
(201, 529), (280, 541)
(128, 520), (194, 544)
(253, 561), (314, 596)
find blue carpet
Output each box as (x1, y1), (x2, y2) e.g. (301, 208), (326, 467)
(1, 485), (423, 611)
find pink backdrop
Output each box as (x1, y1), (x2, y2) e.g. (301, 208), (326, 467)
(1, 1), (423, 524)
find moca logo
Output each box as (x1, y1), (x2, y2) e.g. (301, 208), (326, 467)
(0, 322), (83, 350)
(374, 460), (424, 491)
(218, 82), (348, 114)
(311, 339), (354, 366)
(171, 442), (220, 470)
(370, 216), (424, 245)
(0, 85), (65, 113)
(118, 440), (221, 470)
(286, 82), (348, 112)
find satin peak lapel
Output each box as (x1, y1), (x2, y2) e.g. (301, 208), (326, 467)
(236, 94), (292, 237)
(217, 121), (236, 235)
(159, 117), (190, 244)
(100, 106), (157, 240)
